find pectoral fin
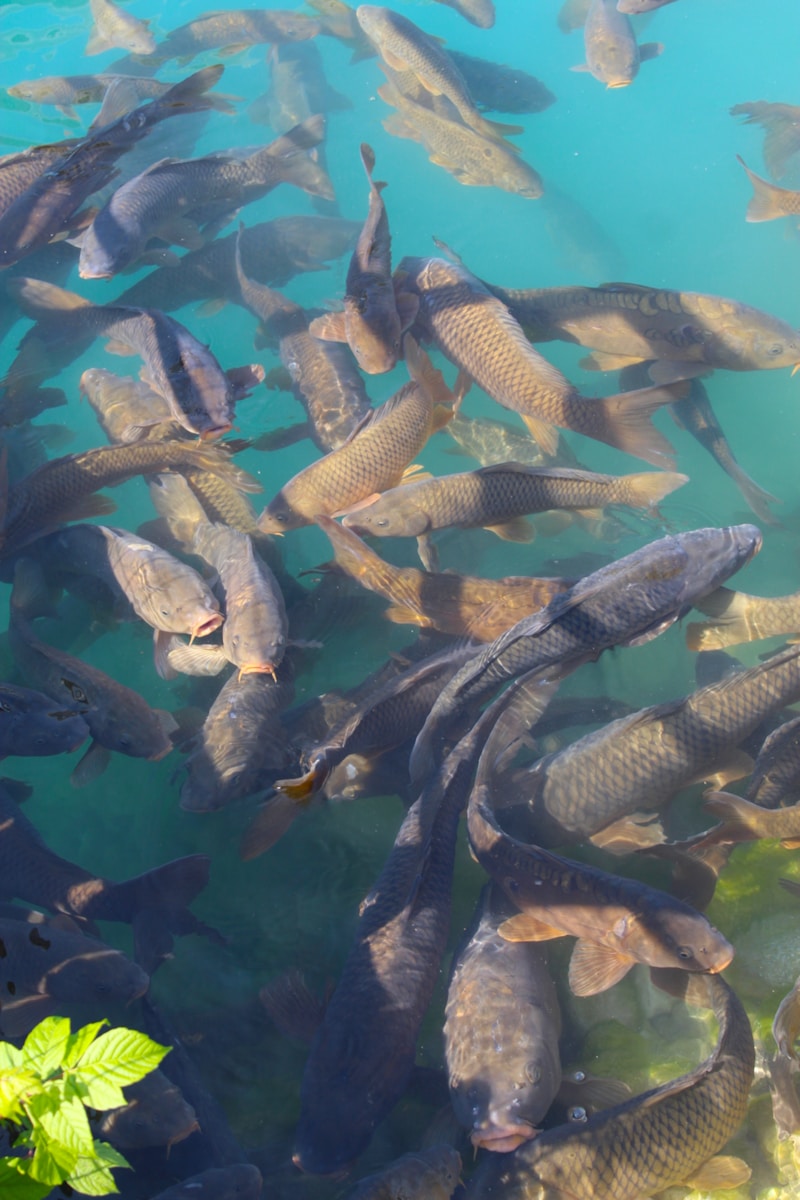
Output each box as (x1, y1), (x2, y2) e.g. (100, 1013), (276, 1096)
(682, 1155), (751, 1191)
(520, 414), (560, 457)
(71, 741), (111, 788)
(308, 311), (347, 342)
(568, 939), (636, 996)
(498, 914), (569, 943)
(483, 517), (535, 543)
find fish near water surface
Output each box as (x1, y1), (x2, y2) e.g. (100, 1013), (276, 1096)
(86, 0), (156, 57)
(91, 1069), (198, 1151)
(467, 970), (754, 1200)
(410, 524), (762, 783)
(574, 0), (662, 88)
(730, 101), (800, 181)
(447, 50), (555, 115)
(687, 584), (800, 650)
(346, 1145), (462, 1199)
(738, 155), (800, 223)
(152, 9), (321, 64)
(309, 143), (417, 373)
(396, 256), (682, 463)
(434, 0), (495, 28)
(78, 115), (335, 279)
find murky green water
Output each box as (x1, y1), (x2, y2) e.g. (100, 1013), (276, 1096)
(4, 1), (800, 1197)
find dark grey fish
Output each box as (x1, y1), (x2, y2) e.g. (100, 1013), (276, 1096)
(91, 1070), (198, 1150)
(153, 10), (321, 64)
(0, 682), (89, 758)
(448, 50), (555, 114)
(148, 1165), (263, 1200)
(410, 525), (763, 783)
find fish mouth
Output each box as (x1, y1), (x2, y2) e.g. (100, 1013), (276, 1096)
(199, 423), (233, 440)
(470, 1122), (538, 1153)
(167, 1120), (201, 1151)
(792, 363), (800, 376)
(192, 613), (224, 640)
(237, 663), (278, 681)
(148, 741), (174, 762)
(607, 80), (633, 89)
(291, 1152), (352, 1180)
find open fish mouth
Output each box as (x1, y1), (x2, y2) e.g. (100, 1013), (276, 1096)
(238, 663), (278, 681)
(291, 1151), (352, 1180)
(470, 1122), (538, 1153)
(191, 613), (224, 640)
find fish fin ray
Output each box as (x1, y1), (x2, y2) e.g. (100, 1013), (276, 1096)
(498, 914), (568, 942)
(568, 940), (635, 996)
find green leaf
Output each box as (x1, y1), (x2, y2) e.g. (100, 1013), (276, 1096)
(72, 1076), (127, 1113)
(0, 1159), (51, 1200)
(26, 1124), (77, 1186)
(72, 1029), (169, 1109)
(0, 1070), (41, 1121)
(34, 1090), (93, 1157)
(67, 1141), (130, 1196)
(20, 1018), (71, 1079)
(0, 1043), (23, 1071)
(63, 1021), (107, 1069)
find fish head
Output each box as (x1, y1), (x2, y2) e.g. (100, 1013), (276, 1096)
(96, 1075), (199, 1150)
(224, 622), (287, 678)
(344, 298), (403, 374)
(42, 943), (149, 1006)
(78, 226), (129, 281)
(342, 498), (429, 538)
(677, 524), (762, 605)
(654, 911), (735, 975)
(258, 499), (297, 535)
(746, 325), (800, 373)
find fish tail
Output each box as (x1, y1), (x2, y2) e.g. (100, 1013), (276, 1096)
(6, 277), (93, 320)
(724, 460), (782, 525)
(685, 588), (758, 650)
(473, 113), (525, 149)
(158, 64), (226, 111)
(618, 470), (689, 510)
(273, 763), (327, 802)
(737, 156), (791, 221)
(90, 853), (212, 922)
(597, 383), (683, 468)
(316, 515), (404, 598)
(703, 791), (761, 841)
(240, 791), (301, 859)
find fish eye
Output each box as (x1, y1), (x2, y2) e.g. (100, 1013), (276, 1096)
(376, 518), (389, 528)
(677, 946), (693, 960)
(568, 1106), (588, 1123)
(505, 877), (519, 893)
(769, 343), (784, 356)
(525, 1062), (542, 1084)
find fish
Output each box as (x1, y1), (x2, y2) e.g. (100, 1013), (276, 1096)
(378, 80), (543, 199)
(573, 0), (662, 88)
(698, 789), (800, 848)
(273, 641), (477, 803)
(0, 142), (82, 223)
(0, 779), (218, 971)
(445, 410), (553, 466)
(686, 585), (800, 651)
(466, 721), (735, 996)
(466, 970), (753, 1200)
(232, 244), (372, 453)
(557, 0), (592, 33)
(80, 367), (180, 444)
(309, 144), (417, 373)
(86, 0), (156, 56)
(8, 583), (176, 784)
(730, 101), (800, 181)
(251, 39), (352, 129)
(0, 916), (149, 1035)
(356, 6), (521, 147)
(738, 154), (800, 222)
(258, 336), (453, 534)
(153, 10), (321, 63)
(78, 116), (335, 279)
(0, 434), (260, 558)
(666, 377), (780, 523)
(395, 257), (682, 463)
(91, 1070), (198, 1150)
(342, 463), (687, 542)
(176, 523), (288, 680)
(617, 0), (680, 9)
(447, 50), (555, 115)
(113, 215), (360, 312)
(306, 0), (376, 61)
(485, 278), (800, 383)
(6, 277), (265, 439)
(346, 1145), (462, 1199)
(444, 884), (562, 1151)
(733, 714), (800, 810)
(0, 65), (232, 269)
(6, 73), (236, 120)
(0, 682), (89, 758)
(293, 711), (493, 1175)
(410, 525), (762, 783)
(180, 666), (296, 812)
(510, 641), (800, 847)
(435, 0), (494, 28)
(314, 515), (571, 640)
(148, 1165), (264, 1200)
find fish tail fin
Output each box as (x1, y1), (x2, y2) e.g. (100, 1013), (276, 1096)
(724, 460), (782, 524)
(737, 155), (789, 222)
(6, 277), (93, 320)
(359, 141), (386, 191)
(315, 514), (397, 588)
(259, 968), (327, 1042)
(685, 588), (756, 650)
(269, 112), (326, 155)
(702, 790), (760, 842)
(273, 763), (327, 802)
(106, 853), (212, 919)
(619, 470), (689, 510)
(157, 64), (226, 111)
(472, 113), (525, 149)
(240, 791), (300, 859)
(597, 383), (684, 468)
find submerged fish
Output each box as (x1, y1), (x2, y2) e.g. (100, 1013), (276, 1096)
(444, 884), (561, 1151)
(467, 971), (753, 1200)
(80, 368), (179, 445)
(149, 1165), (263, 1200)
(738, 155), (800, 222)
(396, 257), (681, 463)
(730, 101), (800, 181)
(347, 1145), (462, 1199)
(410, 525), (762, 782)
(92, 1070), (198, 1150)
(687, 585), (800, 651)
(309, 144), (417, 373)
(78, 116), (334, 279)
(251, 39), (352, 130)
(315, 515), (571, 640)
(258, 336), (453, 534)
(448, 50), (555, 115)
(342, 463), (687, 542)
(154, 10), (321, 63)
(86, 0), (155, 56)
(434, 0), (495, 28)
(574, 0), (662, 88)
(0, 683), (89, 759)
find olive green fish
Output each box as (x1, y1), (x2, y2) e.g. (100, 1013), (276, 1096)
(347, 1145), (462, 1200)
(467, 970), (753, 1200)
(573, 0), (662, 88)
(153, 10), (321, 63)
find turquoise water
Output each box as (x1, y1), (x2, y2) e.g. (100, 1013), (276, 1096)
(3, 0), (800, 1196)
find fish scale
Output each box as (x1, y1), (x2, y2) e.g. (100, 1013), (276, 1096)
(468, 973), (754, 1200)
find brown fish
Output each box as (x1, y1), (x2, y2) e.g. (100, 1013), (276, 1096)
(315, 515), (571, 640)
(686, 585), (800, 651)
(346, 1145), (462, 1199)
(80, 368), (180, 445)
(434, 0), (495, 28)
(258, 336), (453, 534)
(0, 437), (259, 558)
(92, 1070), (198, 1150)
(467, 970), (753, 1200)
(86, 0), (155, 56)
(379, 80), (543, 199)
(738, 154), (800, 221)
(342, 463), (687, 542)
(153, 10), (321, 63)
(396, 257), (682, 463)
(309, 144), (417, 373)
(698, 790), (800, 848)
(730, 101), (800, 180)
(447, 51), (555, 115)
(573, 0), (662, 88)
